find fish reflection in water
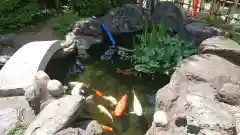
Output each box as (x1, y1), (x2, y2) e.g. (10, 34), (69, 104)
(137, 116), (150, 133)
(66, 58), (84, 78)
(100, 48), (117, 60)
(147, 93), (156, 105)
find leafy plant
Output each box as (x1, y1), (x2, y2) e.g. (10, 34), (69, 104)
(132, 22), (198, 75)
(200, 16), (240, 42)
(8, 124), (27, 135)
(0, 0), (40, 31)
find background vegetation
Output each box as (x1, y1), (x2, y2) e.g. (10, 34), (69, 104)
(0, 0), (135, 35)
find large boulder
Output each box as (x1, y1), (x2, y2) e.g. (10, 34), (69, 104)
(200, 36), (240, 65)
(152, 1), (186, 33)
(179, 22), (225, 45)
(68, 4), (148, 59)
(55, 120), (103, 135)
(99, 4), (149, 34)
(24, 95), (85, 135)
(146, 54), (240, 135)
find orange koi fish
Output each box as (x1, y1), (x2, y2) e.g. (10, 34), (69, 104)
(116, 68), (137, 76)
(93, 89), (103, 97)
(101, 124), (113, 131)
(114, 93), (128, 117)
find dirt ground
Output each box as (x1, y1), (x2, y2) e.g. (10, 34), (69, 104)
(12, 23), (59, 47)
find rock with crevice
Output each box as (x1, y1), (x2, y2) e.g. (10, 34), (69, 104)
(216, 83), (240, 105)
(179, 22), (225, 45)
(100, 4), (149, 34)
(147, 54), (240, 135)
(200, 36), (240, 65)
(24, 95), (85, 135)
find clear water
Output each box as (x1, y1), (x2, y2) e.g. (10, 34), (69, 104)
(45, 33), (170, 134)
(46, 52), (169, 135)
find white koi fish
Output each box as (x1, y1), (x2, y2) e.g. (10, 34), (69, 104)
(130, 90), (143, 116)
(97, 104), (113, 122)
(102, 95), (118, 106)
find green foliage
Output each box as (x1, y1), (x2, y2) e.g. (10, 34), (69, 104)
(72, 0), (136, 17)
(0, 0), (41, 31)
(132, 23), (198, 75)
(200, 16), (240, 42)
(48, 10), (80, 38)
(72, 0), (112, 16)
(8, 125), (26, 135)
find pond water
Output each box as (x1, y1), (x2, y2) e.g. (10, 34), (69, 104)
(45, 34), (170, 135)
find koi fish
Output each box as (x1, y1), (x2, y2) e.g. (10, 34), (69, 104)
(97, 104), (113, 122)
(71, 83), (85, 96)
(101, 124), (113, 131)
(116, 68), (137, 76)
(114, 93), (128, 117)
(93, 89), (103, 97)
(130, 90), (143, 116)
(102, 95), (118, 106)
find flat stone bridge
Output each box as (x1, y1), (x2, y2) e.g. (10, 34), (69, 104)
(0, 40), (62, 96)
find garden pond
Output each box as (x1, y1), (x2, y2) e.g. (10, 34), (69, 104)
(45, 40), (170, 135)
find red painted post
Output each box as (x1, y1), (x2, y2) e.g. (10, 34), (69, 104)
(189, 0), (199, 17)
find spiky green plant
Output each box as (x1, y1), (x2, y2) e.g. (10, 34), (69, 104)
(132, 22), (198, 75)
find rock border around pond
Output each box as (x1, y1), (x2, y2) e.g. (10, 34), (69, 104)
(146, 37), (240, 135)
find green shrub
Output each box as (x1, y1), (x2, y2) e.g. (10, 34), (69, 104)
(132, 23), (198, 75)
(200, 16), (240, 42)
(0, 0), (41, 31)
(71, 0), (136, 17)
(8, 124), (26, 135)
(72, 0), (112, 17)
(48, 10), (80, 38)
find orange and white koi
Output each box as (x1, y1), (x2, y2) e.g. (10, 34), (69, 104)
(93, 89), (103, 97)
(114, 93), (128, 117)
(101, 124), (113, 131)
